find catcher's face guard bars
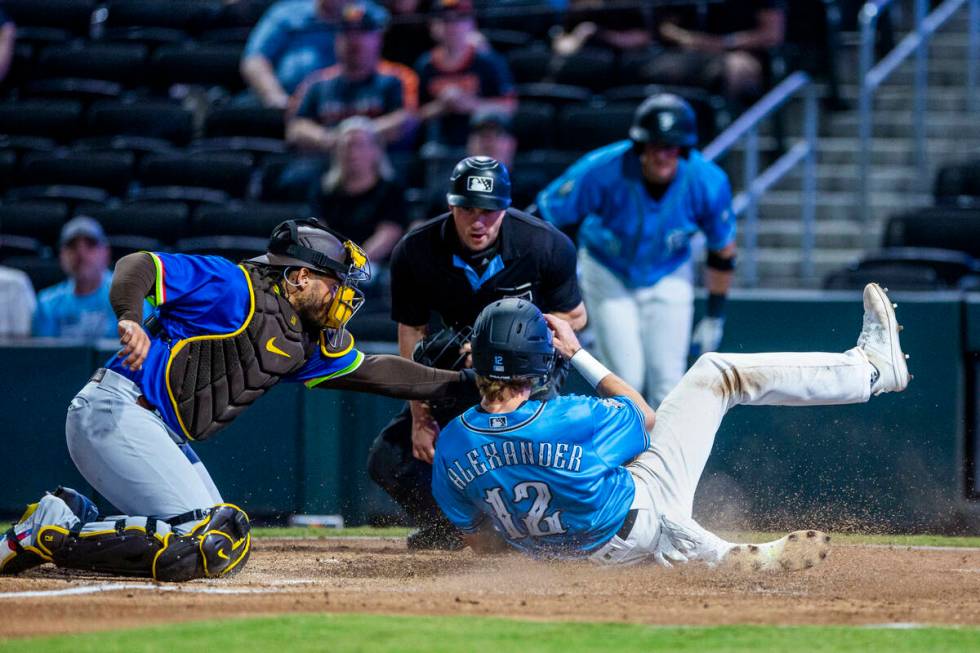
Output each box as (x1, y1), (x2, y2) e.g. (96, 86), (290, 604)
(324, 240), (371, 349)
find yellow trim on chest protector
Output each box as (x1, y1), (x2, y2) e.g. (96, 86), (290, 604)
(164, 265), (257, 440)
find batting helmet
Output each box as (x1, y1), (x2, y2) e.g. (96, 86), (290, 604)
(446, 156), (512, 211)
(471, 298), (555, 381)
(629, 94), (698, 150)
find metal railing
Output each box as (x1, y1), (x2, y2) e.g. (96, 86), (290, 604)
(857, 0), (979, 250)
(703, 71), (819, 287)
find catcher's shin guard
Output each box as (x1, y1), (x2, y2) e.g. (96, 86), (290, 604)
(1, 490), (89, 576)
(29, 503), (250, 582)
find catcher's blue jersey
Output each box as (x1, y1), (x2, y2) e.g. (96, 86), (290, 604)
(105, 253), (363, 438)
(537, 142), (735, 289)
(432, 394), (649, 557)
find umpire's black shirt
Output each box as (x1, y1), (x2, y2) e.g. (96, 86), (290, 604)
(390, 208), (581, 329)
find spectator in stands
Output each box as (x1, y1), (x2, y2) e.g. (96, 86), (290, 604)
(0, 266), (35, 338)
(311, 117), (409, 262)
(287, 1), (418, 152)
(381, 0), (435, 68)
(551, 0), (655, 58)
(415, 0), (516, 147)
(240, 0), (346, 109)
(645, 0), (786, 104)
(33, 217), (117, 340)
(0, 5), (15, 85)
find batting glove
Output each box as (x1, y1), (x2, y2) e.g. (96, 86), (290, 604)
(690, 316), (725, 357)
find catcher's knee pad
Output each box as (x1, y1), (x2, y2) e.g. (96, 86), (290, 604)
(154, 504), (251, 582)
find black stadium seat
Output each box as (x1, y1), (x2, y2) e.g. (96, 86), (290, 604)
(102, 26), (189, 47)
(4, 0), (97, 35)
(189, 136), (288, 160)
(19, 151), (135, 196)
(515, 82), (591, 107)
(506, 47), (554, 85)
(0, 234), (47, 260)
(36, 43), (149, 87)
(0, 201), (70, 247)
(204, 106), (286, 139)
(823, 263), (945, 291)
(934, 159), (980, 206)
(551, 48), (616, 92)
(6, 185), (109, 208)
(855, 247), (979, 287)
(557, 103), (636, 151)
(2, 255), (66, 292)
(129, 186), (228, 207)
(0, 150), (15, 192)
(882, 207), (980, 259)
(76, 201), (191, 244)
(107, 235), (165, 261)
(511, 101), (557, 150)
(192, 202), (308, 238)
(150, 43), (245, 91)
(22, 78), (123, 104)
(104, 0), (225, 35)
(139, 152), (255, 198)
(175, 235), (267, 262)
(87, 101), (195, 145)
(0, 100), (83, 143)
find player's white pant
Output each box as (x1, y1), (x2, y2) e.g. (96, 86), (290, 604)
(578, 248), (693, 408)
(591, 348), (873, 565)
(66, 369), (222, 519)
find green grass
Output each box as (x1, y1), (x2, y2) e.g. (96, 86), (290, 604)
(252, 526), (980, 548)
(2, 614), (978, 653)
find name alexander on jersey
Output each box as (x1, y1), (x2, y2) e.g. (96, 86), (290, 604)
(443, 439), (585, 491)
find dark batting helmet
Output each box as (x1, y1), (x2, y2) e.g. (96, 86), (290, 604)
(446, 156), (512, 211)
(629, 93), (698, 150)
(471, 298), (555, 381)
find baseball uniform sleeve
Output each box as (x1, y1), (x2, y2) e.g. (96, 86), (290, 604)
(536, 154), (604, 229)
(589, 395), (650, 466)
(695, 165), (737, 251)
(146, 253), (252, 334)
(432, 446), (484, 534)
(288, 345), (365, 387)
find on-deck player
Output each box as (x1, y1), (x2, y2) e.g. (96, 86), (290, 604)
(431, 286), (910, 568)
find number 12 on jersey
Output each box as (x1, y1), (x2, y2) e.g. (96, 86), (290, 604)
(483, 481), (567, 539)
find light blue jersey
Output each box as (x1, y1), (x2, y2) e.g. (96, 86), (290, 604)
(34, 271), (126, 340)
(537, 142), (735, 288)
(432, 394), (649, 558)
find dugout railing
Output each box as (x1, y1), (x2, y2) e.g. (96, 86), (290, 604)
(703, 71), (820, 287)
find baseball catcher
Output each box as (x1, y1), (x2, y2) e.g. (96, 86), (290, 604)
(431, 284), (910, 567)
(1, 219), (477, 581)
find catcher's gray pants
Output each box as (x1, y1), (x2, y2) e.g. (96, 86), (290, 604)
(66, 369), (222, 519)
(591, 348), (873, 566)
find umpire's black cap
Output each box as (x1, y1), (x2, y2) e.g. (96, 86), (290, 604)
(446, 156), (512, 211)
(629, 93), (698, 150)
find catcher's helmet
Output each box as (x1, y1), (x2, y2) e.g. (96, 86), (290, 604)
(471, 298), (555, 381)
(446, 156), (512, 211)
(629, 93), (698, 150)
(250, 218), (371, 340)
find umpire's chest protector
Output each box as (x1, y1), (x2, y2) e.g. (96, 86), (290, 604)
(166, 266), (317, 441)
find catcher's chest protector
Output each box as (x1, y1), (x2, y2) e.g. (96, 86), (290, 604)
(167, 266), (317, 441)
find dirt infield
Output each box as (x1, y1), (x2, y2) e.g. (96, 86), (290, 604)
(2, 537), (979, 638)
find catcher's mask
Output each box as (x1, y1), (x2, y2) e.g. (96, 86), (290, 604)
(251, 218), (371, 347)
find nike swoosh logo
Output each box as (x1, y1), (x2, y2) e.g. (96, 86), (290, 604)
(217, 548), (229, 560)
(266, 337), (290, 358)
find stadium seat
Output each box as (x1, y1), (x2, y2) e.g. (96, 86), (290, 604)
(511, 101), (557, 150)
(0, 100), (83, 143)
(192, 202), (308, 238)
(10, 27), (70, 48)
(22, 78), (123, 104)
(129, 186), (229, 207)
(198, 27), (253, 44)
(483, 28), (533, 53)
(551, 49), (616, 92)
(104, 0), (225, 35)
(19, 150), (135, 196)
(76, 201), (191, 244)
(882, 207), (980, 259)
(0, 135), (57, 161)
(204, 106), (286, 139)
(822, 263), (945, 291)
(506, 47), (554, 85)
(934, 159), (980, 206)
(107, 235), (165, 260)
(189, 137), (288, 160)
(514, 82), (591, 107)
(72, 135), (176, 164)
(139, 152), (255, 198)
(0, 201), (70, 247)
(87, 101), (195, 145)
(3, 0), (97, 36)
(389, 151), (424, 189)
(36, 43), (149, 86)
(150, 43), (246, 91)
(175, 235), (267, 262)
(0, 150), (15, 192)
(101, 26), (189, 47)
(2, 255), (66, 292)
(0, 235), (47, 260)
(557, 103), (636, 151)
(253, 159), (316, 202)
(6, 185), (109, 209)
(856, 247), (979, 286)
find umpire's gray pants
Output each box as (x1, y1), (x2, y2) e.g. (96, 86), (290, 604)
(66, 369), (222, 519)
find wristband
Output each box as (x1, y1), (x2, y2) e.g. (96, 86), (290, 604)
(570, 349), (611, 389)
(706, 293), (727, 319)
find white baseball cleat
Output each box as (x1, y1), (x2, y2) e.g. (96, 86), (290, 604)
(857, 283), (910, 395)
(721, 530), (831, 573)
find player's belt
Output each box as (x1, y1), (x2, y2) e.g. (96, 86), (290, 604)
(615, 509), (639, 541)
(89, 367), (157, 412)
